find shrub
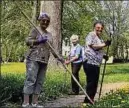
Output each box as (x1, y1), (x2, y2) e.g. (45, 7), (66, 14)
(0, 74), (24, 106)
(84, 87), (129, 108)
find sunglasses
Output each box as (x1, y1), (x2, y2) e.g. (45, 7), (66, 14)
(40, 19), (50, 24)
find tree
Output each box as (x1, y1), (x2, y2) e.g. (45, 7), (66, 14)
(1, 1), (34, 62)
(98, 1), (129, 60)
(62, 1), (129, 61)
(62, 1), (93, 45)
(40, 1), (62, 63)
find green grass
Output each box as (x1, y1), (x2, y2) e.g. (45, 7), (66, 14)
(1, 62), (26, 74)
(103, 73), (129, 83)
(99, 63), (129, 83)
(2, 63), (129, 83)
(103, 63), (129, 74)
(1, 63), (129, 92)
(0, 62), (129, 107)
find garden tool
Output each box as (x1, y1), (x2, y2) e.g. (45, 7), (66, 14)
(15, 2), (94, 104)
(98, 32), (112, 100)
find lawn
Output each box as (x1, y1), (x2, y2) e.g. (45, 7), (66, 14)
(0, 62), (129, 107)
(1, 62), (129, 83)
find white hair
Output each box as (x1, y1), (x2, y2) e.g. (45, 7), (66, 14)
(70, 34), (79, 42)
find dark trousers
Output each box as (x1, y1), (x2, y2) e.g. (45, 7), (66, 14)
(83, 61), (100, 100)
(71, 62), (82, 93)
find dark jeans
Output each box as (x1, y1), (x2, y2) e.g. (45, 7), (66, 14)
(83, 61), (100, 100)
(71, 62), (82, 93)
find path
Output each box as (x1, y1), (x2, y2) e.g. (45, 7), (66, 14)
(43, 82), (129, 108)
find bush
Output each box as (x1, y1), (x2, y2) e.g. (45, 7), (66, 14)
(0, 71), (71, 106)
(84, 88), (129, 108)
(0, 74), (24, 106)
(1, 63), (129, 107)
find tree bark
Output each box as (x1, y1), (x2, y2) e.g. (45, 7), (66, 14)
(40, 1), (62, 64)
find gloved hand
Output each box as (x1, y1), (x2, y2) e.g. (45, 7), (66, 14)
(105, 40), (111, 46)
(103, 55), (109, 61)
(37, 35), (48, 43)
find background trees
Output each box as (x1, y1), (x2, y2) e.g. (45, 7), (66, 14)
(1, 0), (129, 62)
(62, 1), (129, 61)
(1, 1), (33, 62)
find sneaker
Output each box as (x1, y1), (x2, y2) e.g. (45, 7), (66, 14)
(31, 103), (44, 108)
(22, 103), (30, 108)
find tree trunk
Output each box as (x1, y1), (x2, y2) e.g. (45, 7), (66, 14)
(5, 43), (8, 62)
(125, 43), (128, 61)
(40, 1), (62, 64)
(60, 0), (64, 55)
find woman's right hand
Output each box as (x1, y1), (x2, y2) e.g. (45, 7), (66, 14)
(37, 36), (48, 43)
(105, 40), (111, 46)
(65, 60), (70, 65)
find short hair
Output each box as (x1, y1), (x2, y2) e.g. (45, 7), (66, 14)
(70, 34), (79, 42)
(93, 21), (104, 27)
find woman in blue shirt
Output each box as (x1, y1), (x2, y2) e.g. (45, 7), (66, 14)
(65, 34), (83, 95)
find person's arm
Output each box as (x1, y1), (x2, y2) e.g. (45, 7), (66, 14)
(89, 43), (106, 50)
(65, 46), (81, 64)
(26, 28), (48, 47)
(25, 28), (39, 46)
(90, 40), (111, 50)
(66, 56), (78, 63)
(86, 33), (111, 50)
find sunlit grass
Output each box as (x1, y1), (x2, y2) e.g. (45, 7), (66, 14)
(102, 63), (129, 74)
(1, 63), (129, 84)
(103, 73), (129, 83)
(1, 62), (26, 74)
(89, 85), (129, 108)
(1, 62), (129, 107)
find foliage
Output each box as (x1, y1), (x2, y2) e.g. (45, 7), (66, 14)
(1, 1), (129, 62)
(0, 74), (24, 106)
(84, 88), (129, 108)
(0, 63), (71, 107)
(62, 1), (129, 60)
(1, 1), (34, 62)
(1, 63), (129, 107)
(62, 1), (94, 45)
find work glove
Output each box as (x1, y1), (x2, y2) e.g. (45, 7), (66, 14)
(37, 35), (48, 43)
(105, 40), (111, 46)
(103, 55), (109, 61)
